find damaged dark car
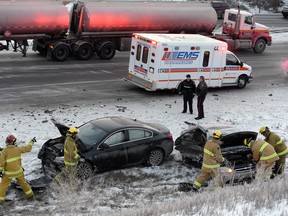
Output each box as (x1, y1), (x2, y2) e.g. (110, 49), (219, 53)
(38, 117), (174, 179)
(175, 124), (258, 183)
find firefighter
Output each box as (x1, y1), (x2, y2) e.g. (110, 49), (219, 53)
(0, 134), (36, 203)
(195, 76), (208, 120)
(178, 74), (196, 114)
(259, 126), (288, 177)
(192, 130), (225, 191)
(244, 138), (279, 181)
(55, 127), (80, 182)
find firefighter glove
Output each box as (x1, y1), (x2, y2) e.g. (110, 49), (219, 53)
(31, 137), (37, 143)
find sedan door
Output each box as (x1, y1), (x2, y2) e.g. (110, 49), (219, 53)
(126, 129), (153, 164)
(89, 130), (128, 169)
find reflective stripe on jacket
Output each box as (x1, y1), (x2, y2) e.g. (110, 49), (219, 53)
(250, 140), (279, 163)
(201, 139), (224, 170)
(265, 132), (288, 157)
(64, 136), (79, 167)
(0, 141), (33, 178)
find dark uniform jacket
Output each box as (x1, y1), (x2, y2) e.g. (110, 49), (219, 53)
(179, 80), (196, 96)
(196, 81), (208, 97)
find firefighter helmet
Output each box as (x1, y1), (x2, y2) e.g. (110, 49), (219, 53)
(5, 134), (17, 145)
(212, 130), (222, 139)
(68, 127), (79, 135)
(259, 126), (269, 134)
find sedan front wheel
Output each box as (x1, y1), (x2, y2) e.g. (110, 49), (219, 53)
(147, 149), (165, 166)
(77, 161), (94, 179)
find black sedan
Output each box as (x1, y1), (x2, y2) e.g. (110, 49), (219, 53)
(38, 117), (174, 179)
(175, 124), (258, 183)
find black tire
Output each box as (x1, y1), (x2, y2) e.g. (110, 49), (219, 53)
(77, 161), (94, 179)
(97, 42), (116, 60)
(147, 148), (165, 166)
(237, 75), (247, 89)
(52, 44), (69, 61)
(253, 39), (266, 54)
(76, 43), (93, 60)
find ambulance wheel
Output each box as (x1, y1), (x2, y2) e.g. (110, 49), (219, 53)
(237, 75), (247, 89)
(253, 39), (266, 54)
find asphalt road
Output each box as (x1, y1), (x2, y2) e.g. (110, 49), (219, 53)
(0, 41), (287, 108)
(254, 13), (288, 29)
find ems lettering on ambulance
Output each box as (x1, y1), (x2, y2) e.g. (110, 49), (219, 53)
(161, 51), (200, 65)
(134, 65), (148, 76)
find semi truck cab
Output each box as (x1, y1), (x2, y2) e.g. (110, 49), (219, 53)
(215, 9), (271, 54)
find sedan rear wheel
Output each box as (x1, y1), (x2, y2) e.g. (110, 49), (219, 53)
(77, 161), (94, 179)
(147, 149), (165, 166)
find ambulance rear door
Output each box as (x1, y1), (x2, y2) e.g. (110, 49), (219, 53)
(129, 36), (157, 90)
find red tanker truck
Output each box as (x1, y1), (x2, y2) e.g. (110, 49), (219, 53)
(0, 1), (272, 61)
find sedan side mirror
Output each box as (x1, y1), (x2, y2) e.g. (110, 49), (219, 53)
(239, 61), (244, 67)
(99, 143), (110, 150)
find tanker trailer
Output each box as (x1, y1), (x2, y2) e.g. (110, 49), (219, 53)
(66, 1), (217, 60)
(0, 1), (70, 57)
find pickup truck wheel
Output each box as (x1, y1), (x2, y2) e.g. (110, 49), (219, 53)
(237, 75), (247, 89)
(147, 148), (165, 166)
(98, 42), (116, 60)
(253, 39), (266, 54)
(76, 43), (93, 60)
(52, 44), (69, 61)
(77, 161), (94, 179)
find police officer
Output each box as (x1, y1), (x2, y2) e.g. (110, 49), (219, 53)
(178, 74), (196, 114)
(195, 76), (208, 120)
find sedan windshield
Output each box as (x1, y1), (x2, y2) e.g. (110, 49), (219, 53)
(77, 122), (108, 146)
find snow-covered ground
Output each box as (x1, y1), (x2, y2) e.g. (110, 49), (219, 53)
(0, 79), (287, 214)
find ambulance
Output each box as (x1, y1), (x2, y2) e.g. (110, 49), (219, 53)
(125, 33), (253, 91)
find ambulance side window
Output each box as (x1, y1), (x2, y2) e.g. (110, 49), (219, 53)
(226, 54), (239, 65)
(202, 51), (210, 67)
(136, 45), (142, 61)
(142, 47), (149, 64)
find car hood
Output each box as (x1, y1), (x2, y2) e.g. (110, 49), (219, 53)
(51, 118), (69, 136)
(176, 123), (258, 148)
